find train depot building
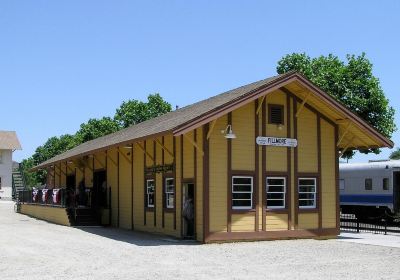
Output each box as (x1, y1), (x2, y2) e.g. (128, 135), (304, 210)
(25, 71), (393, 243)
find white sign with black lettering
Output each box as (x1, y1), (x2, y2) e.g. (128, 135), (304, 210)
(256, 136), (298, 147)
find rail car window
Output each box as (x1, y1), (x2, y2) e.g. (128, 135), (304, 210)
(365, 178), (372, 190)
(298, 178), (316, 208)
(146, 179), (155, 207)
(339, 179), (345, 190)
(266, 177), (286, 209)
(232, 176), (253, 210)
(383, 178), (389, 191)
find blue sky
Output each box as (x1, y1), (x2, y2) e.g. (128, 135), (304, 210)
(1, 1), (399, 163)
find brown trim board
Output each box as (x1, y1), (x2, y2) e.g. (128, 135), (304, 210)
(227, 112), (232, 233)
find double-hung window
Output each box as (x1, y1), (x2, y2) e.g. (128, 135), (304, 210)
(266, 177), (286, 209)
(146, 179), (155, 208)
(232, 176), (253, 210)
(298, 178), (317, 209)
(165, 178), (174, 209)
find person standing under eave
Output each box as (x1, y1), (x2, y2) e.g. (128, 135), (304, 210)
(183, 193), (194, 238)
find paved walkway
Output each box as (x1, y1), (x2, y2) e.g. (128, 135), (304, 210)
(1, 201), (400, 279)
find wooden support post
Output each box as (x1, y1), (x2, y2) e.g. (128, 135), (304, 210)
(206, 119), (217, 140)
(155, 139), (174, 159)
(183, 133), (204, 156)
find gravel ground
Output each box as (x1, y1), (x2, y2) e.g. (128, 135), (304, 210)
(1, 201), (400, 280)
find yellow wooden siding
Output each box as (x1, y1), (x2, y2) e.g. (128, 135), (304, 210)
(183, 131), (195, 179)
(257, 102), (263, 231)
(266, 213), (288, 230)
(119, 148), (132, 229)
(163, 135), (174, 165)
(231, 214), (255, 232)
(266, 91), (288, 172)
(163, 212), (176, 236)
(60, 162), (66, 186)
(21, 204), (70, 226)
(209, 116), (228, 232)
(155, 138), (163, 229)
(297, 107), (318, 173)
(107, 148), (119, 226)
(145, 139), (154, 167)
(196, 128), (204, 241)
(321, 120), (337, 228)
(175, 136), (182, 236)
(232, 102), (255, 171)
(94, 152), (106, 170)
(133, 143), (145, 228)
(298, 213), (318, 229)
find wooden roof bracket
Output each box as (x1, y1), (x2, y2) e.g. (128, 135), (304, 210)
(340, 136), (356, 158)
(337, 121), (351, 147)
(135, 142), (155, 163)
(256, 96), (266, 115)
(295, 91), (311, 117)
(104, 151), (118, 167)
(183, 133), (204, 156)
(118, 147), (133, 164)
(206, 119), (217, 140)
(155, 139), (174, 159)
(94, 155), (106, 169)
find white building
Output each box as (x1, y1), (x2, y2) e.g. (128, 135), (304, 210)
(0, 131), (22, 200)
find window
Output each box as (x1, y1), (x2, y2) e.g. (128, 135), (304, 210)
(298, 178), (317, 209)
(0, 151), (3, 164)
(266, 177), (286, 209)
(339, 179), (345, 190)
(232, 176), (253, 210)
(268, 104), (284, 125)
(383, 178), (389, 191)
(165, 178), (174, 209)
(365, 178), (372, 190)
(146, 179), (155, 208)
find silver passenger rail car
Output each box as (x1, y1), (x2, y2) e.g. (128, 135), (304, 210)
(339, 160), (400, 219)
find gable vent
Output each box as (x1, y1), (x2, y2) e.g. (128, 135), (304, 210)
(268, 104), (284, 125)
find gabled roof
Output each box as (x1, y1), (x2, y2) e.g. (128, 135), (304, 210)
(0, 131), (22, 150)
(33, 71), (393, 170)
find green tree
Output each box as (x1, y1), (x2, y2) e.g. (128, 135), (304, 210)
(277, 53), (396, 158)
(389, 148), (400, 160)
(75, 117), (120, 143)
(114, 93), (172, 128)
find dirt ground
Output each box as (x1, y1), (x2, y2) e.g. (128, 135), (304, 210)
(1, 201), (399, 279)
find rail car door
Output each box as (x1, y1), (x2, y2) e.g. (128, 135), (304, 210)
(393, 171), (400, 213)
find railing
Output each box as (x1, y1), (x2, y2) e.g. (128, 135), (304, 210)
(18, 189), (68, 207)
(340, 213), (400, 235)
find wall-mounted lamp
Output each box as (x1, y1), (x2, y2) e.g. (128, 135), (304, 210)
(123, 145), (133, 149)
(221, 124), (237, 139)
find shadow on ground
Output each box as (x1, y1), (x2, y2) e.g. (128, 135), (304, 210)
(75, 226), (200, 247)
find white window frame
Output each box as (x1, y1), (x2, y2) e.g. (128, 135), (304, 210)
(266, 177), (286, 209)
(339, 179), (345, 191)
(165, 178), (174, 209)
(232, 176), (253, 210)
(298, 178), (317, 209)
(146, 179), (155, 208)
